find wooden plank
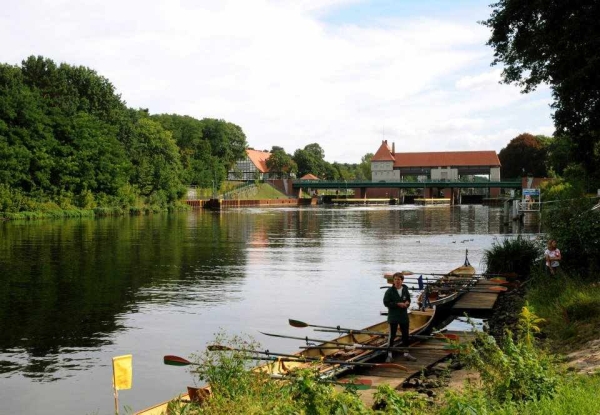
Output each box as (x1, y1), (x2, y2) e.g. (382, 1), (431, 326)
(453, 292), (498, 309)
(336, 330), (474, 407)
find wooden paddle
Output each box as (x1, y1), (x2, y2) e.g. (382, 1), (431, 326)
(164, 354), (408, 371)
(312, 328), (460, 342)
(380, 285), (507, 293)
(288, 319), (380, 333)
(396, 271), (519, 279)
(299, 345), (458, 352)
(400, 276), (509, 284)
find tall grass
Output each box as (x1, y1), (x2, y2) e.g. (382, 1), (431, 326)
(526, 270), (600, 344)
(483, 236), (543, 277)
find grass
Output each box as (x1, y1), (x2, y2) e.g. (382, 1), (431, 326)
(508, 374), (600, 415)
(482, 236), (543, 277)
(233, 183), (287, 200)
(526, 271), (600, 346)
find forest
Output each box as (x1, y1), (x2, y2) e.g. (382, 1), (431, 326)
(0, 56), (247, 214)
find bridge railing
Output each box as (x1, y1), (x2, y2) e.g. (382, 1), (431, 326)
(292, 178), (522, 185)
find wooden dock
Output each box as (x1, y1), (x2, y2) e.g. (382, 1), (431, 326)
(452, 279), (503, 311)
(339, 330), (475, 407)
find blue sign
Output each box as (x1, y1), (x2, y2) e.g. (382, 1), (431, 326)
(523, 188), (540, 197)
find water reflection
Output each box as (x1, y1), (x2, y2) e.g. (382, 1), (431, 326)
(0, 205), (537, 414)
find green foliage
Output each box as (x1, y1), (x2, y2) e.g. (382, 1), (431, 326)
(359, 153), (373, 180)
(186, 332), (370, 414)
(526, 271), (600, 343)
(483, 1), (600, 182)
(0, 56), (250, 217)
(460, 310), (559, 403)
(151, 114), (247, 188)
(498, 133), (548, 178)
(518, 303), (545, 347)
(509, 374), (600, 415)
(483, 236), (542, 277)
(266, 149), (296, 178)
(439, 387), (494, 415)
(372, 384), (428, 414)
(541, 183), (600, 276)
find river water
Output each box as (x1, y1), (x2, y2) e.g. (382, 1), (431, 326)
(0, 205), (538, 414)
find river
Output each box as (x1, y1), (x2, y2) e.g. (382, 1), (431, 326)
(0, 205), (538, 414)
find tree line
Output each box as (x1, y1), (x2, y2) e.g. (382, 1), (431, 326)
(0, 56), (247, 212)
(264, 144), (372, 181)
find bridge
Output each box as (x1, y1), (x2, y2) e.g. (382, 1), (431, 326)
(292, 179), (522, 190)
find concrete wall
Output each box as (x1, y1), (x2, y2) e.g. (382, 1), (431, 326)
(371, 161), (399, 182)
(430, 167), (458, 181)
(490, 167), (501, 181)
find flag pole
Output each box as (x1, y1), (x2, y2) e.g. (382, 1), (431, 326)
(113, 362), (119, 415)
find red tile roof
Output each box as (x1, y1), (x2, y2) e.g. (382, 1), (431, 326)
(246, 149), (271, 173)
(393, 151), (500, 167)
(372, 141), (395, 161)
(300, 174), (320, 180)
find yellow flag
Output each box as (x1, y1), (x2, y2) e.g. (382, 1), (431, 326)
(112, 354), (132, 390)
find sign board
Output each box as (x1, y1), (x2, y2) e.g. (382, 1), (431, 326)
(523, 188), (540, 197)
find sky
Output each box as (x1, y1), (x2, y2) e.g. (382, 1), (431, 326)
(1, 0), (554, 163)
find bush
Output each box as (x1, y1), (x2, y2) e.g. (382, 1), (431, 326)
(459, 308), (558, 403)
(527, 272), (600, 342)
(542, 197), (600, 277)
(185, 332), (370, 414)
(483, 236), (543, 278)
(372, 384), (428, 414)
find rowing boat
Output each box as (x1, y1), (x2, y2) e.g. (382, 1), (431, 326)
(383, 251), (476, 309)
(416, 252), (476, 309)
(134, 308), (436, 414)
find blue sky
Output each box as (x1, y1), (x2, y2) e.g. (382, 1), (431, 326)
(1, 0), (553, 162)
(319, 0), (490, 25)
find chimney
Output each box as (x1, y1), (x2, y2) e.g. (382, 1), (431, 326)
(392, 142), (395, 154)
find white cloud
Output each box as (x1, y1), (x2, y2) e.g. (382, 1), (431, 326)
(0, 0), (554, 162)
(455, 69), (503, 90)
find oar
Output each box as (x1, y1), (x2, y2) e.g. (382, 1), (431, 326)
(289, 319), (379, 333)
(208, 345), (396, 366)
(259, 331), (350, 346)
(164, 354), (407, 371)
(380, 285), (507, 293)
(401, 276), (508, 284)
(299, 345), (458, 352)
(312, 328), (459, 342)
(400, 271), (518, 279)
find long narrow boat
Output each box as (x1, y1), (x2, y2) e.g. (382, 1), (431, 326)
(416, 252), (476, 309)
(135, 308), (436, 415)
(383, 251), (476, 310)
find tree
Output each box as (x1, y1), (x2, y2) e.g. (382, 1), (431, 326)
(127, 116), (184, 202)
(499, 133), (548, 178)
(546, 135), (576, 177)
(483, 1), (600, 181)
(266, 150), (296, 178)
(304, 143), (325, 160)
(359, 153), (373, 180)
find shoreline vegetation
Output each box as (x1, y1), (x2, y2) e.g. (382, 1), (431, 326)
(0, 183), (292, 221)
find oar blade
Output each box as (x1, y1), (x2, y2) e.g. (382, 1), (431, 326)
(488, 286), (508, 292)
(375, 363), (408, 371)
(288, 319), (309, 328)
(164, 355), (192, 366)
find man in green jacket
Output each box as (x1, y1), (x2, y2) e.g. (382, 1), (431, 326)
(383, 272), (417, 362)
